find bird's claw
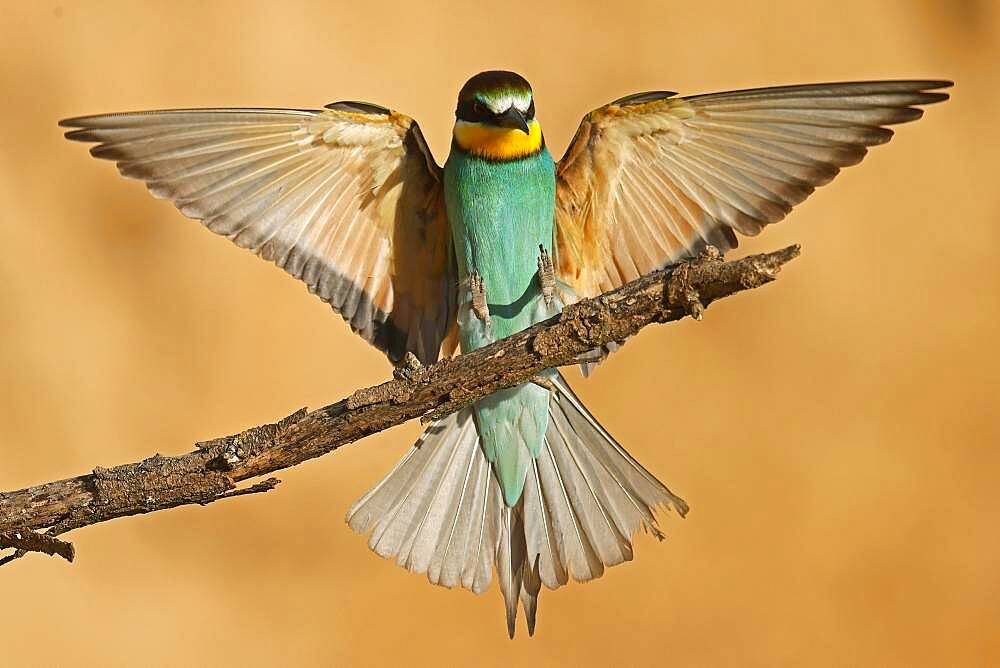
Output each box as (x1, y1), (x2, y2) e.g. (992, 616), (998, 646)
(470, 270), (491, 327)
(537, 245), (556, 306)
(393, 351), (423, 382)
(529, 375), (556, 392)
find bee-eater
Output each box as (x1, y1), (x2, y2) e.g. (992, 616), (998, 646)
(60, 71), (950, 637)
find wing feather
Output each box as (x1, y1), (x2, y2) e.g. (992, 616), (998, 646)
(555, 80), (951, 297)
(61, 105), (456, 364)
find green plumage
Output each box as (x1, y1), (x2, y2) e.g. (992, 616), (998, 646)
(443, 146), (557, 506)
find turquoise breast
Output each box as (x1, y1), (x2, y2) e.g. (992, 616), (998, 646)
(443, 145), (558, 505)
(443, 147), (557, 346)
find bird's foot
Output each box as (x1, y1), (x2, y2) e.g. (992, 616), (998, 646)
(529, 374), (556, 392)
(470, 270), (491, 327)
(392, 351), (424, 382)
(537, 245), (556, 306)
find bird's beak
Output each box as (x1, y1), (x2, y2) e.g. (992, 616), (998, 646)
(496, 107), (530, 135)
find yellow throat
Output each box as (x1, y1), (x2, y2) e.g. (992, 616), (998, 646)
(453, 119), (543, 160)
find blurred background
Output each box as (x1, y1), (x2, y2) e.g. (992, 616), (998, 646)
(1, 0), (996, 665)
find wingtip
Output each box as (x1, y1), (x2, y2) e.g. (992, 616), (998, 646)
(909, 80), (953, 104)
(58, 114), (98, 129)
(61, 127), (92, 142)
(902, 79), (953, 91)
(58, 116), (85, 135)
(59, 116), (103, 142)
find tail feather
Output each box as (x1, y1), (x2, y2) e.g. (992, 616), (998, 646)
(555, 375), (689, 519)
(366, 418), (465, 568)
(497, 506), (527, 638)
(348, 411), (500, 594)
(519, 556), (542, 636)
(347, 372), (687, 637)
(534, 431), (609, 581)
(426, 434), (491, 590)
(522, 457), (570, 587)
(397, 417), (478, 576)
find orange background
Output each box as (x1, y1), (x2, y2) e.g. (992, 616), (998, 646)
(1, 1), (997, 665)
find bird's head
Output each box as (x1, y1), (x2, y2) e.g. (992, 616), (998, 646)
(453, 70), (543, 161)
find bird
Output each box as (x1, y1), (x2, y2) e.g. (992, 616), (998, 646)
(60, 71), (950, 637)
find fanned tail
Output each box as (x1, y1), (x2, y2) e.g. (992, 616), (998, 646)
(346, 410), (501, 595)
(346, 372), (687, 638)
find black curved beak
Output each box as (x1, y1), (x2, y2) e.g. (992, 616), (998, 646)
(496, 107), (530, 135)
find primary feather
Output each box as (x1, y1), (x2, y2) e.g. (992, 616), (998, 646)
(60, 106), (456, 365)
(554, 80), (952, 298)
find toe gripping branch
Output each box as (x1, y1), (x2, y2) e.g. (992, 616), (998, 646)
(470, 270), (491, 327)
(537, 245), (556, 306)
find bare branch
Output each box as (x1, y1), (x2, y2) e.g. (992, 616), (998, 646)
(0, 530), (75, 564)
(0, 245), (799, 565)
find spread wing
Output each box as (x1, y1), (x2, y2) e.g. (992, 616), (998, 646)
(554, 80), (951, 297)
(61, 102), (457, 365)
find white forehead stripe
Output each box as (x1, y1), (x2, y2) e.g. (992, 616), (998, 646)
(479, 90), (532, 114)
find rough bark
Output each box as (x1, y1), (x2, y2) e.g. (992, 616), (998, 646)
(0, 245), (799, 566)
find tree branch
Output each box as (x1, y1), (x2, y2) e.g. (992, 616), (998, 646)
(0, 245), (799, 565)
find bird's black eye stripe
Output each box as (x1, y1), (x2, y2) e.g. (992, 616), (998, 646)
(456, 98), (495, 122)
(456, 96), (535, 123)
